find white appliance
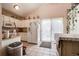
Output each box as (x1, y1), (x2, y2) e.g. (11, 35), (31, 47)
(27, 22), (38, 44)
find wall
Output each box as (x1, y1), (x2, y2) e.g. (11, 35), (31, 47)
(26, 4), (71, 19)
(67, 5), (79, 34)
(26, 4), (71, 33)
(0, 4), (2, 55)
(63, 17), (68, 33)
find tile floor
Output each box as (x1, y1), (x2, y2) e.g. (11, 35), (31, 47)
(23, 41), (59, 56)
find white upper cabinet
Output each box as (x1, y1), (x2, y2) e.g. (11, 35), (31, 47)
(15, 20), (30, 27)
(2, 15), (40, 28)
(3, 15), (10, 22)
(21, 20), (30, 27)
(15, 20), (21, 27)
(2, 15), (30, 28)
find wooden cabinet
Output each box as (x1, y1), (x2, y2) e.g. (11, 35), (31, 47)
(72, 41), (79, 55)
(59, 40), (73, 56)
(58, 40), (79, 56)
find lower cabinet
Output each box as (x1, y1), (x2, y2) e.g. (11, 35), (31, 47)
(58, 40), (79, 56)
(1, 36), (21, 56)
(26, 32), (37, 44)
(18, 32), (38, 44)
(18, 32), (27, 41)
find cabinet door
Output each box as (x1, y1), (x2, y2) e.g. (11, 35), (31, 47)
(27, 32), (32, 43)
(20, 20), (26, 27)
(10, 17), (15, 23)
(3, 15), (10, 22)
(18, 33), (27, 41)
(72, 41), (79, 56)
(15, 20), (21, 27)
(61, 40), (73, 56)
(21, 20), (30, 27)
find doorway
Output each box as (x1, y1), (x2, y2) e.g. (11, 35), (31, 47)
(40, 18), (63, 42)
(40, 19), (51, 42)
(52, 18), (63, 42)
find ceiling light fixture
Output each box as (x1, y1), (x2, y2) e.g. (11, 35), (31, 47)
(13, 4), (20, 10)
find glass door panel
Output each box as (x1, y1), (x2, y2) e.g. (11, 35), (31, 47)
(41, 20), (51, 42)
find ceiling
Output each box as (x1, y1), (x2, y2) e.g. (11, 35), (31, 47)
(2, 3), (71, 18)
(2, 3), (43, 17)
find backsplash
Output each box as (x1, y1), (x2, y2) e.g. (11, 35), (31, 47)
(67, 4), (79, 34)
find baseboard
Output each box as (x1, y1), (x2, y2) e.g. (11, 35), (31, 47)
(21, 40), (27, 42)
(28, 42), (37, 45)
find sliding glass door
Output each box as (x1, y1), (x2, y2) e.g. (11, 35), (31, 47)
(40, 18), (63, 42)
(51, 18), (63, 41)
(41, 19), (51, 42)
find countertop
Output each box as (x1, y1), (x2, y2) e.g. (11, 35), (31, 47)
(55, 33), (79, 41)
(59, 34), (79, 39)
(2, 36), (20, 41)
(55, 33), (79, 48)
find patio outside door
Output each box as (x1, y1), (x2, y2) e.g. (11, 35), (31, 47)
(40, 19), (51, 42)
(40, 18), (63, 42)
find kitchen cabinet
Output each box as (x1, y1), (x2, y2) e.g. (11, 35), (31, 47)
(15, 20), (21, 27)
(58, 39), (79, 56)
(2, 15), (40, 28)
(3, 15), (10, 22)
(2, 15), (39, 44)
(2, 15), (30, 28)
(2, 15), (18, 27)
(18, 32), (27, 41)
(58, 40), (73, 56)
(19, 20), (30, 27)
